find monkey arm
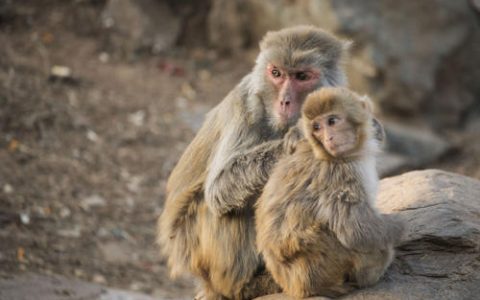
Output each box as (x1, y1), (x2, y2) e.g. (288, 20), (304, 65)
(329, 194), (403, 251)
(372, 118), (385, 144)
(283, 121), (304, 155)
(205, 135), (284, 216)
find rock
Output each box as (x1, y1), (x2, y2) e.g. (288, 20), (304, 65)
(384, 123), (450, 165)
(376, 121), (451, 177)
(102, 0), (181, 54)
(0, 273), (161, 300)
(50, 66), (72, 78)
(80, 194), (106, 211)
(128, 110), (146, 127)
(206, 0), (480, 128)
(98, 241), (132, 264)
(2, 183), (13, 194)
(376, 152), (410, 178)
(255, 170), (480, 299)
(57, 225), (82, 238)
(49, 65), (79, 85)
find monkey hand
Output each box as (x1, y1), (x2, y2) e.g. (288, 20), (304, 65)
(333, 189), (360, 204)
(194, 291), (206, 300)
(372, 118), (385, 144)
(283, 125), (303, 154)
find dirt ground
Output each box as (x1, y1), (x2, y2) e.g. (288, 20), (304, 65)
(0, 1), (479, 299)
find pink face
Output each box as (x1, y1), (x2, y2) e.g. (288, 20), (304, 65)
(266, 64), (321, 124)
(310, 112), (357, 157)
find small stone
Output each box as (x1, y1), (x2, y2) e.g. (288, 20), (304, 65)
(19, 213), (30, 225)
(198, 69), (211, 81)
(59, 207), (71, 219)
(80, 195), (106, 211)
(175, 96), (188, 109)
(86, 130), (99, 142)
(126, 176), (143, 193)
(92, 274), (107, 284)
(98, 52), (110, 63)
(180, 82), (196, 100)
(128, 110), (146, 127)
(50, 65), (71, 78)
(57, 225), (82, 238)
(129, 281), (144, 291)
(74, 268), (86, 278)
(3, 184), (13, 194)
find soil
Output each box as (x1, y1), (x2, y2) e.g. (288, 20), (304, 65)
(0, 1), (478, 299)
(0, 1), (251, 298)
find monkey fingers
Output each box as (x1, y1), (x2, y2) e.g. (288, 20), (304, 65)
(283, 124), (304, 154)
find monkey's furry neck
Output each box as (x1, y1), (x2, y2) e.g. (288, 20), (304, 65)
(297, 140), (379, 205)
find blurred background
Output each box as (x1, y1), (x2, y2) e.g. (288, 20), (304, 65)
(0, 0), (479, 298)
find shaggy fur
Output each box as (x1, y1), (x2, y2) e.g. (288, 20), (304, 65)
(157, 26), (349, 300)
(256, 88), (404, 298)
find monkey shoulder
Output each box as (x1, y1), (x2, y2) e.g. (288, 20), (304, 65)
(220, 76), (270, 128)
(318, 162), (368, 206)
(263, 147), (326, 211)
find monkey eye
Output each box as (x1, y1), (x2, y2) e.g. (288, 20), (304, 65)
(295, 72), (309, 81)
(271, 68), (281, 78)
(327, 116), (339, 126)
(313, 123), (321, 131)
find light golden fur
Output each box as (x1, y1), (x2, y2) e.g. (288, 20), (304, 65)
(157, 27), (349, 300)
(256, 88), (404, 298)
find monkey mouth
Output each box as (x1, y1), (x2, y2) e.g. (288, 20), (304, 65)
(277, 111), (299, 127)
(278, 103), (300, 123)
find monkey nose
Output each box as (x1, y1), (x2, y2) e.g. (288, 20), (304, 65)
(281, 100), (291, 106)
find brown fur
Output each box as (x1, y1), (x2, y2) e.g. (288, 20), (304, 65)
(302, 88), (370, 161)
(157, 27), (349, 300)
(157, 26), (345, 299)
(256, 88), (404, 298)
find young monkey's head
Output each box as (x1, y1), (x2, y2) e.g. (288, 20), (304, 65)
(302, 87), (375, 160)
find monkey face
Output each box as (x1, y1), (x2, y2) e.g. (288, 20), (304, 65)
(310, 112), (358, 158)
(266, 63), (322, 126)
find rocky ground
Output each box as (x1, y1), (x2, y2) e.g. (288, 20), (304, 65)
(0, 1), (479, 299)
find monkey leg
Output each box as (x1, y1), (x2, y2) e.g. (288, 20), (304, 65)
(194, 287), (229, 300)
(353, 248), (394, 287)
(194, 207), (261, 299)
(239, 268), (282, 300)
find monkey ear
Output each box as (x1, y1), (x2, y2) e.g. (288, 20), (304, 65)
(339, 39), (353, 64)
(342, 40), (353, 52)
(360, 95), (375, 113)
(259, 31), (275, 51)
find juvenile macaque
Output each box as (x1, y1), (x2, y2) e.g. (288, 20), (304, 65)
(256, 87), (404, 298)
(157, 26), (349, 299)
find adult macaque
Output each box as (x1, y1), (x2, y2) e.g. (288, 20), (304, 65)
(157, 26), (349, 300)
(256, 87), (404, 298)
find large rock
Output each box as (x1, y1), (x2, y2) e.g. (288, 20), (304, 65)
(376, 122), (451, 177)
(256, 170), (480, 299)
(207, 0), (480, 128)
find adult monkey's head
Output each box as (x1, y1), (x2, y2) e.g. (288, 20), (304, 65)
(252, 26), (349, 131)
